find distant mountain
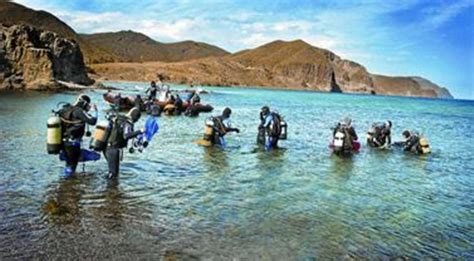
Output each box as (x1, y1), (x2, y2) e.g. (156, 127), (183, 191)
(81, 31), (229, 63)
(371, 75), (453, 99)
(1, 1), (453, 98)
(0, 1), (229, 64)
(91, 39), (452, 98)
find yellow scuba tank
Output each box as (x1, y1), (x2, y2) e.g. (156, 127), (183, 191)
(47, 114), (62, 154)
(163, 104), (176, 116)
(90, 120), (111, 151)
(197, 117), (214, 146)
(419, 137), (431, 154)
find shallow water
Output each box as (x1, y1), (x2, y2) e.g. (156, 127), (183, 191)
(0, 83), (473, 259)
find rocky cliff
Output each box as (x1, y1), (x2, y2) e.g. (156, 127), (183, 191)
(0, 24), (92, 90)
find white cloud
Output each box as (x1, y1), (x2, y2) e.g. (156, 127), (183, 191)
(421, 0), (474, 30)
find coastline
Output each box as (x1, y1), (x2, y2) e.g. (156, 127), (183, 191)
(94, 78), (458, 101)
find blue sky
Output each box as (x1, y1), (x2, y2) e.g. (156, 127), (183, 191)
(15, 0), (474, 99)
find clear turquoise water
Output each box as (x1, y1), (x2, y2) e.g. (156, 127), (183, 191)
(0, 82), (473, 259)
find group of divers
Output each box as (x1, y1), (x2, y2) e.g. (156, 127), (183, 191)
(47, 81), (431, 179)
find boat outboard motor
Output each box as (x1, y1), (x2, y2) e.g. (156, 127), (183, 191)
(90, 120), (111, 151)
(47, 113), (62, 154)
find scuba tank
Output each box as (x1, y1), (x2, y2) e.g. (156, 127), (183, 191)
(200, 117), (215, 146)
(333, 130), (345, 153)
(279, 119), (287, 140)
(163, 104), (176, 116)
(90, 120), (111, 151)
(366, 124), (376, 146)
(47, 113), (62, 154)
(419, 136), (431, 154)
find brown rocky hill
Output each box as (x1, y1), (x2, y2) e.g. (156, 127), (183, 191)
(0, 1), (227, 64)
(0, 1), (118, 64)
(0, 24), (92, 90)
(80, 31), (229, 62)
(91, 39), (452, 99)
(371, 75), (453, 99)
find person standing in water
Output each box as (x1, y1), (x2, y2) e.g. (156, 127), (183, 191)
(257, 106), (286, 150)
(202, 107), (240, 147)
(145, 81), (158, 101)
(104, 107), (144, 178)
(60, 94), (98, 175)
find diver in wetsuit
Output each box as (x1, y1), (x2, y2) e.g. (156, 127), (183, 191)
(332, 117), (358, 154)
(105, 107), (144, 178)
(60, 94), (98, 175)
(202, 107), (240, 146)
(257, 106), (284, 150)
(368, 120), (392, 148)
(145, 81), (158, 101)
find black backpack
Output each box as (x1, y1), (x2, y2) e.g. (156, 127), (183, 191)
(107, 115), (128, 148)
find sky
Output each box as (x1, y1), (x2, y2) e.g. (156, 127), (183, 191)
(14, 0), (474, 99)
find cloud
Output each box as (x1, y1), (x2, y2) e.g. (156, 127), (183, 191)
(420, 0), (474, 30)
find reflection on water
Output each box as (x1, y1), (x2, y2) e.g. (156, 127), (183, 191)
(1, 86), (474, 259)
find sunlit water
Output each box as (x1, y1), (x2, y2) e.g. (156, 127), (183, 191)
(0, 82), (473, 259)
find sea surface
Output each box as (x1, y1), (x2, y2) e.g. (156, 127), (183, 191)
(0, 82), (473, 259)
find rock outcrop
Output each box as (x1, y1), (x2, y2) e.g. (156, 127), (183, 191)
(0, 24), (93, 90)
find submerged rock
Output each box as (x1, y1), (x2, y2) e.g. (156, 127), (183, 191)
(0, 24), (93, 91)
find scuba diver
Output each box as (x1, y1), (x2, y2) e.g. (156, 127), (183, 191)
(187, 91), (201, 105)
(159, 85), (171, 102)
(104, 107), (145, 179)
(331, 117), (359, 155)
(199, 107), (240, 147)
(367, 120), (392, 149)
(174, 94), (183, 112)
(145, 81), (158, 101)
(59, 94), (98, 175)
(395, 130), (431, 154)
(257, 106), (287, 150)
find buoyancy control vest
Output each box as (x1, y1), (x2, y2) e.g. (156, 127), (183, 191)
(58, 104), (85, 140)
(203, 116), (226, 144)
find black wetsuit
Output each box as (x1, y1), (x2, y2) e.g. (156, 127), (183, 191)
(404, 135), (420, 153)
(105, 119), (142, 178)
(146, 86), (158, 100)
(205, 115), (239, 145)
(258, 112), (281, 149)
(61, 106), (97, 172)
(174, 96), (183, 112)
(333, 124), (358, 141)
